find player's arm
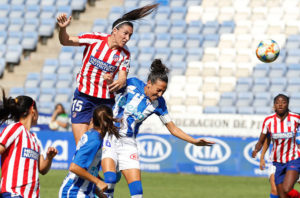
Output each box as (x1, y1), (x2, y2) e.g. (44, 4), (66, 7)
(0, 144), (5, 155)
(165, 121), (215, 146)
(69, 163), (108, 193)
(38, 147), (58, 175)
(259, 136), (271, 170)
(108, 70), (128, 93)
(57, 13), (79, 46)
(252, 133), (267, 158)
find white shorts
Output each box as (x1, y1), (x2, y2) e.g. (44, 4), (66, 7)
(102, 134), (140, 171)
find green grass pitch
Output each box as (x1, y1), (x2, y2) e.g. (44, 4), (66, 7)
(39, 170), (279, 198)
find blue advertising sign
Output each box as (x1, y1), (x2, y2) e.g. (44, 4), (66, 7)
(33, 131), (269, 177)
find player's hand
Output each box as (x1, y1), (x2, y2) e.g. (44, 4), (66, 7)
(46, 147), (58, 160)
(259, 158), (266, 170)
(57, 13), (72, 28)
(96, 181), (108, 195)
(252, 150), (258, 158)
(108, 79), (126, 93)
(104, 73), (113, 85)
(193, 138), (215, 146)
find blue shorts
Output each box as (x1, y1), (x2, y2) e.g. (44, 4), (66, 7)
(71, 89), (115, 124)
(273, 158), (300, 185)
(1, 192), (23, 198)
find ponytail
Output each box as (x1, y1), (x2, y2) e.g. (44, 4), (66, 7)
(0, 89), (36, 126)
(112, 3), (159, 30)
(147, 59), (169, 84)
(92, 105), (120, 139)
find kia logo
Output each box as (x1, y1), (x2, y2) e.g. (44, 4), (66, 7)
(137, 135), (172, 163)
(243, 140), (270, 166)
(184, 137), (231, 165)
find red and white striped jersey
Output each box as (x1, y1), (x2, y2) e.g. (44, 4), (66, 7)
(77, 32), (131, 99)
(0, 122), (41, 198)
(261, 112), (300, 163)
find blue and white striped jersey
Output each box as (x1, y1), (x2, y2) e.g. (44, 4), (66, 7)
(59, 129), (103, 198)
(113, 77), (171, 138)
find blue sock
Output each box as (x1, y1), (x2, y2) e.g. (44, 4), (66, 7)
(128, 180), (143, 198)
(104, 171), (117, 198)
(270, 194), (279, 198)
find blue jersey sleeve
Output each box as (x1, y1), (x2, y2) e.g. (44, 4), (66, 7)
(72, 133), (101, 169)
(155, 97), (169, 116)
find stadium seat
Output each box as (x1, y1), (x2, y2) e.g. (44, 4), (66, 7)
(219, 77), (236, 92)
(170, 7), (187, 21)
(0, 45), (6, 58)
(219, 92), (236, 107)
(0, 58), (5, 78)
(40, 74), (57, 89)
(40, 5), (56, 19)
(26, 0), (41, 5)
(126, 34), (138, 48)
(155, 6), (171, 20)
(74, 47), (84, 62)
(138, 33), (155, 48)
(252, 92), (271, 107)
(71, 0), (87, 12)
(220, 106), (236, 114)
(186, 20), (202, 35)
(25, 72), (40, 88)
(253, 64), (269, 78)
(202, 21), (219, 35)
(91, 19), (108, 33)
(107, 6), (124, 21)
(170, 20), (186, 34)
(38, 101), (54, 114)
(128, 46), (138, 60)
(59, 46), (75, 60)
(186, 34), (204, 48)
(219, 21), (235, 34)
(0, 31), (7, 45)
(57, 59), (74, 74)
(57, 6), (72, 18)
(170, 0), (186, 7)
(154, 48), (171, 62)
(169, 34), (186, 48)
(202, 34), (219, 47)
(236, 92), (253, 107)
(25, 87), (40, 101)
(55, 88), (73, 103)
(9, 5), (24, 18)
(269, 77), (287, 93)
(25, 4), (40, 19)
(203, 106), (219, 114)
(42, 59), (58, 73)
(169, 48), (186, 62)
(154, 33), (170, 48)
(186, 48), (204, 62)
(268, 63), (286, 78)
(286, 49), (300, 64)
(169, 105), (186, 113)
(23, 18), (39, 32)
(286, 64), (300, 78)
(0, 4), (10, 18)
(38, 18), (56, 37)
(286, 78), (300, 93)
(238, 106), (254, 114)
(7, 31), (23, 45)
(5, 44), (22, 64)
(155, 20), (171, 34)
(41, 0), (56, 6)
(186, 105), (203, 114)
(254, 106), (272, 115)
(22, 31), (38, 51)
(170, 61), (186, 76)
(137, 48), (155, 62)
(0, 18), (9, 31)
(202, 61), (218, 77)
(56, 0), (71, 7)
(219, 62), (236, 76)
(124, 0), (138, 7)
(9, 87), (24, 97)
(252, 77), (270, 93)
(137, 21), (155, 34)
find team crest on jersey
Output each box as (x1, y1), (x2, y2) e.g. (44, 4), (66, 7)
(113, 54), (120, 62)
(72, 112), (77, 118)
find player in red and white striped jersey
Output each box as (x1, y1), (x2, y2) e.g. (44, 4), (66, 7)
(56, 4), (159, 145)
(0, 90), (58, 198)
(253, 94), (300, 198)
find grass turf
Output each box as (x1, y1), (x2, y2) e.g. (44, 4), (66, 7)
(39, 170), (273, 198)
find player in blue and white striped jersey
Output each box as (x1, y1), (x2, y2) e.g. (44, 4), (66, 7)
(101, 59), (215, 198)
(59, 105), (120, 198)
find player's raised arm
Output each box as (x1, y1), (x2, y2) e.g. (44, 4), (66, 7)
(57, 13), (79, 46)
(38, 147), (58, 175)
(165, 121), (215, 146)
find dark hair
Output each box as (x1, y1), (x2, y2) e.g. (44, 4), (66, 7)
(147, 59), (169, 84)
(0, 89), (37, 126)
(273, 94), (289, 104)
(92, 105), (120, 139)
(55, 103), (66, 114)
(112, 4), (159, 30)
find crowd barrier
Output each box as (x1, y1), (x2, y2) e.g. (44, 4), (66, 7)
(35, 130), (270, 177)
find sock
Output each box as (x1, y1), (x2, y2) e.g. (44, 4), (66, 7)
(287, 189), (300, 198)
(103, 172), (117, 198)
(270, 193), (279, 198)
(128, 180), (143, 198)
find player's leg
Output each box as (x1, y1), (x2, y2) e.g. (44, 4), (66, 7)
(274, 162), (288, 198)
(283, 158), (300, 198)
(122, 169), (143, 198)
(72, 123), (89, 145)
(102, 134), (118, 198)
(269, 174), (279, 198)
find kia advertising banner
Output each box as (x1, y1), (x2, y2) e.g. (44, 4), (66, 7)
(34, 131), (270, 177)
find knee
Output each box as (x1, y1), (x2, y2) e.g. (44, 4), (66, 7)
(104, 172), (117, 184)
(128, 180), (143, 196)
(283, 185), (293, 194)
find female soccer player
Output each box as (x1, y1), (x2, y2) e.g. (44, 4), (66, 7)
(252, 94), (300, 198)
(59, 105), (120, 198)
(56, 4), (159, 144)
(0, 90), (58, 198)
(101, 59), (215, 198)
